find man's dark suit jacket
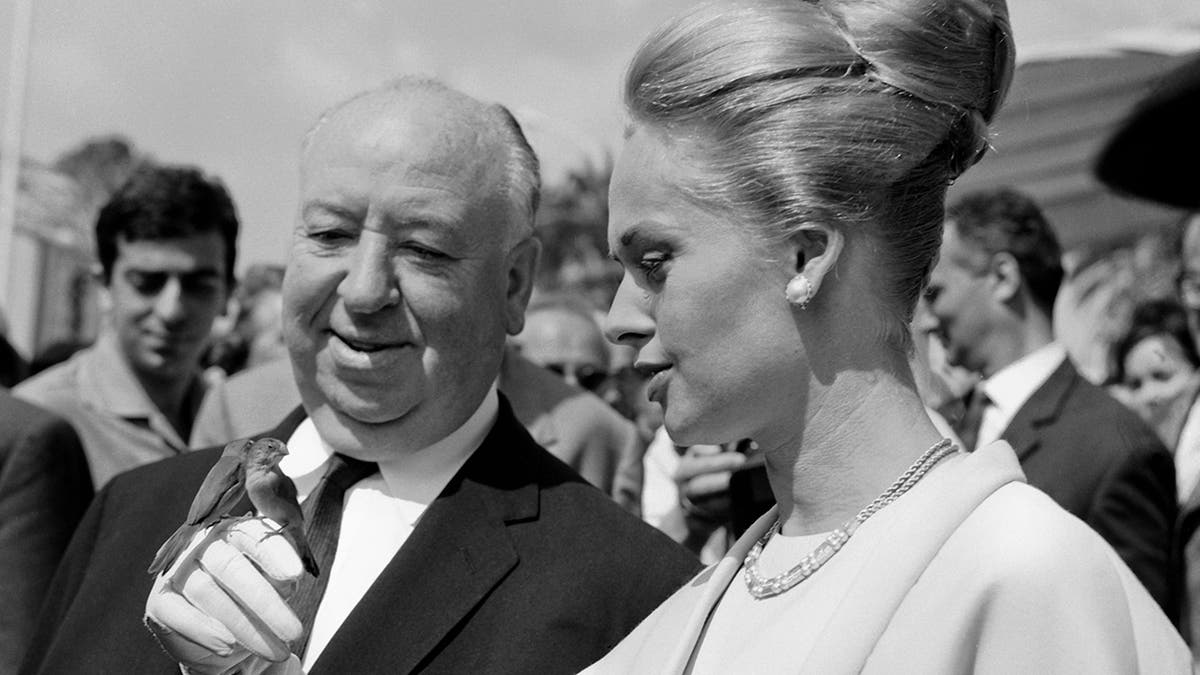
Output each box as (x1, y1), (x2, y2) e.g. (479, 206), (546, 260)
(22, 397), (700, 674)
(1002, 360), (1178, 619)
(0, 390), (93, 674)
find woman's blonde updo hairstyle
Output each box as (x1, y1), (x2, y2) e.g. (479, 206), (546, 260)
(624, 0), (1014, 348)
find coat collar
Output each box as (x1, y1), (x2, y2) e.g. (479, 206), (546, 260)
(309, 395), (538, 674)
(999, 359), (1079, 461)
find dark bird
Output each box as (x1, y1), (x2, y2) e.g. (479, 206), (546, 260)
(245, 437), (319, 579)
(147, 438), (318, 578)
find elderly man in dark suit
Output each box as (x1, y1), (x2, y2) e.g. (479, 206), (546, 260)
(0, 390), (92, 673)
(21, 78), (699, 675)
(924, 187), (1178, 619)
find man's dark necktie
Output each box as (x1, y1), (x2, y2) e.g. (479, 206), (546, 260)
(290, 453), (378, 659)
(955, 386), (990, 452)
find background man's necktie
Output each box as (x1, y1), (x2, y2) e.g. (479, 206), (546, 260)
(289, 453), (378, 659)
(956, 386), (990, 452)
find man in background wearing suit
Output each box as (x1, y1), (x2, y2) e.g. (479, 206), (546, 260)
(0, 390), (92, 673)
(925, 187), (1178, 619)
(22, 78), (698, 675)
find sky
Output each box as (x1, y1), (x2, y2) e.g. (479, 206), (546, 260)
(3, 0), (1200, 271)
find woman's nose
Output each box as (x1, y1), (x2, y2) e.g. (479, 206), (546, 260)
(604, 274), (654, 348)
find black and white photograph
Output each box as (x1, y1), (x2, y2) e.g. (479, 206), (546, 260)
(1, 1), (1199, 672)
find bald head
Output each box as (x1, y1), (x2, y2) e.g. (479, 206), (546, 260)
(284, 77), (545, 458)
(517, 304), (611, 392)
(302, 77), (540, 245)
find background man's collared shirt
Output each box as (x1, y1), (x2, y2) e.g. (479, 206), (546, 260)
(14, 333), (205, 487)
(975, 343), (1068, 450)
(281, 386), (499, 670)
(1175, 397), (1200, 503)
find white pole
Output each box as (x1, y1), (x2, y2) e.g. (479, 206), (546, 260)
(0, 0), (35, 309)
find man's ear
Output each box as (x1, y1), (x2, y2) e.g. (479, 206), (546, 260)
(988, 251), (1021, 303)
(787, 223), (844, 305)
(91, 264), (114, 315)
(503, 237), (541, 335)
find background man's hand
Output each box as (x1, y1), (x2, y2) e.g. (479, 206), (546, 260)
(655, 445), (745, 556)
(144, 517), (307, 675)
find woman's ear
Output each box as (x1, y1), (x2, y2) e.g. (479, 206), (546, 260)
(786, 224), (844, 308)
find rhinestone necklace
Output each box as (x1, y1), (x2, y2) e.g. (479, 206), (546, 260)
(743, 438), (958, 599)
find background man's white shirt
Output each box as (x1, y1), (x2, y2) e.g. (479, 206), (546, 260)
(974, 343), (1067, 450)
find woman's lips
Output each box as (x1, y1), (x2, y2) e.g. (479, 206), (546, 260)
(636, 362), (672, 403)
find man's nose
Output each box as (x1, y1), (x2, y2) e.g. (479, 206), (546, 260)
(339, 236), (401, 314)
(153, 277), (187, 324)
(604, 275), (653, 349)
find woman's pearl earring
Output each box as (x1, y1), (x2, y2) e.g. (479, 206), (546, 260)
(785, 275), (814, 309)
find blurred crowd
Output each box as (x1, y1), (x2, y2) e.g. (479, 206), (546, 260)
(1, 51), (1198, 674)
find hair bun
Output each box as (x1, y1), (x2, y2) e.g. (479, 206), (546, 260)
(825, 0), (1013, 119)
(946, 107), (992, 177)
(822, 0), (1013, 175)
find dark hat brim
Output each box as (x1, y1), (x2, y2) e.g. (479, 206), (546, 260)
(1096, 52), (1200, 209)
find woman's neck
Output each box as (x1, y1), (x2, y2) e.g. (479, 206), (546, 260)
(758, 366), (946, 536)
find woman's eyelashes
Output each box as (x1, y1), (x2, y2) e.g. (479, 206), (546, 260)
(636, 250), (672, 285)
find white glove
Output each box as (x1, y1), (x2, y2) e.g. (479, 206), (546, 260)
(144, 517), (307, 675)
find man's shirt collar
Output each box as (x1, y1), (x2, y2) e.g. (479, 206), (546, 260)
(980, 342), (1067, 420)
(77, 331), (205, 449)
(282, 385), (500, 504)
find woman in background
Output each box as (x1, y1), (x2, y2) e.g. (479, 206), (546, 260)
(1110, 299), (1200, 457)
(586, 0), (1189, 672)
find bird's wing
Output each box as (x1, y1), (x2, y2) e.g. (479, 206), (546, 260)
(185, 454), (246, 526)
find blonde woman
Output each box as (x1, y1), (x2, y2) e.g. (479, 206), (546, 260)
(586, 0), (1190, 672)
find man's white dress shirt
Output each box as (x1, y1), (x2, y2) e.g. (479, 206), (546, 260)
(974, 343), (1067, 451)
(279, 387), (498, 670)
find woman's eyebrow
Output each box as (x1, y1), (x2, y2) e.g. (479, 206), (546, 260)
(609, 226), (649, 259)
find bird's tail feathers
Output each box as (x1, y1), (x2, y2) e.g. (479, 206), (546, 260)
(290, 532), (320, 578)
(147, 524), (199, 576)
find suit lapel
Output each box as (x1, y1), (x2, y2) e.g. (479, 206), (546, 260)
(310, 399), (536, 674)
(1000, 360), (1077, 462)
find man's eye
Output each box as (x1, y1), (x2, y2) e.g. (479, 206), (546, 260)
(182, 277), (223, 296)
(309, 229), (354, 244)
(406, 243), (451, 261)
(125, 271), (167, 294)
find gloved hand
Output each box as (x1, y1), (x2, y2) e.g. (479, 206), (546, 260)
(144, 517), (307, 675)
